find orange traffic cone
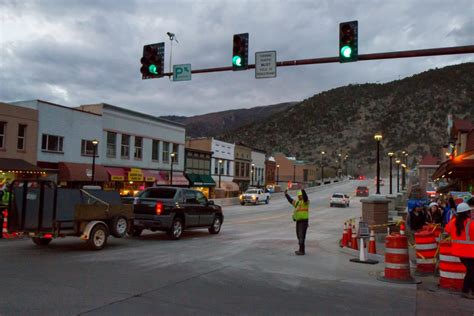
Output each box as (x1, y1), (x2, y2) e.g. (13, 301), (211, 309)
(2, 210), (9, 238)
(400, 221), (406, 236)
(341, 222), (349, 247)
(368, 230), (377, 254)
(351, 230), (358, 250)
(347, 223), (353, 247)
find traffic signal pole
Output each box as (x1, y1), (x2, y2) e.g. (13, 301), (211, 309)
(161, 45), (474, 77)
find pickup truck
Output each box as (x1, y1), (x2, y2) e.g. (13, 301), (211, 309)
(130, 186), (223, 240)
(239, 188), (270, 205)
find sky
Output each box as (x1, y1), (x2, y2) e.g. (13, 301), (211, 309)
(1, 0), (473, 117)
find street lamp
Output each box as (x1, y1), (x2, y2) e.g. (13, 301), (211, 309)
(218, 159), (223, 188)
(293, 164), (296, 183)
(374, 133), (383, 194)
(251, 163), (255, 186)
(320, 151), (325, 184)
(170, 152), (176, 186)
(388, 152), (394, 195)
(91, 139), (99, 183)
(401, 163), (407, 191)
(395, 158), (401, 193)
(401, 151), (407, 190)
(276, 164), (280, 185)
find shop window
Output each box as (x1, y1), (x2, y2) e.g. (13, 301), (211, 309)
(121, 134), (130, 159)
(172, 143), (179, 164)
(81, 139), (98, 157)
(41, 134), (64, 153)
(106, 131), (116, 158)
(134, 136), (143, 160)
(162, 142), (169, 163)
(235, 162), (240, 177)
(17, 124), (26, 150)
(152, 139), (160, 161)
(0, 122), (5, 149)
(226, 161), (230, 175)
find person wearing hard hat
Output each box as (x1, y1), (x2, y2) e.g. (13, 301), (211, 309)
(445, 202), (474, 299)
(284, 188), (309, 255)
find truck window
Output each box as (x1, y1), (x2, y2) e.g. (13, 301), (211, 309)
(147, 188), (177, 199)
(196, 191), (207, 205)
(185, 190), (199, 204)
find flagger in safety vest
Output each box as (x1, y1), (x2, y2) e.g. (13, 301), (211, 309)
(445, 202), (474, 299)
(284, 188), (309, 255)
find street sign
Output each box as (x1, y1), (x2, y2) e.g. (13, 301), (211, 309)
(255, 51), (276, 79)
(173, 64), (192, 81)
(358, 221), (370, 238)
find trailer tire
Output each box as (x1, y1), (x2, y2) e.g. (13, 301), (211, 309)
(128, 227), (143, 237)
(87, 224), (108, 250)
(110, 216), (128, 238)
(32, 237), (52, 246)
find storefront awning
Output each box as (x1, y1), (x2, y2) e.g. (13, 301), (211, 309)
(432, 151), (474, 180)
(221, 181), (240, 192)
(58, 162), (108, 182)
(157, 171), (189, 186)
(106, 167), (126, 181)
(142, 169), (161, 182)
(0, 158), (46, 173)
(186, 174), (216, 187)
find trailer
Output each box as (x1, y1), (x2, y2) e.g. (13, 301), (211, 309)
(7, 180), (133, 250)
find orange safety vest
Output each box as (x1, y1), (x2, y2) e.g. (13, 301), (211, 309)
(445, 217), (474, 258)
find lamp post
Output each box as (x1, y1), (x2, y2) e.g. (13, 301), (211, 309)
(338, 153), (342, 178)
(401, 151), (407, 190)
(320, 151), (325, 184)
(374, 133), (383, 194)
(218, 159), (223, 188)
(276, 164), (280, 185)
(91, 139), (99, 183)
(395, 158), (401, 193)
(170, 152), (175, 186)
(401, 163), (407, 191)
(293, 164), (296, 183)
(388, 152), (394, 195)
(251, 163), (255, 186)
(344, 154), (349, 176)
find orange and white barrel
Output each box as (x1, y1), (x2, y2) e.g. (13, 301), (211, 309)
(415, 230), (437, 273)
(438, 241), (466, 291)
(384, 233), (412, 280)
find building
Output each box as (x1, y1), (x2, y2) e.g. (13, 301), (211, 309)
(184, 146), (215, 198)
(265, 157), (277, 187)
(273, 153), (317, 189)
(418, 154), (440, 198)
(79, 103), (188, 196)
(234, 143), (251, 192)
(251, 149), (266, 187)
(0, 102), (47, 190)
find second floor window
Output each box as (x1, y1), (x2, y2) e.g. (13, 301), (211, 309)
(162, 141), (169, 163)
(172, 143), (179, 164)
(121, 134), (130, 159)
(152, 139), (160, 161)
(81, 140), (98, 156)
(41, 134), (64, 153)
(0, 122), (6, 149)
(106, 131), (116, 158)
(17, 124), (26, 150)
(134, 136), (142, 160)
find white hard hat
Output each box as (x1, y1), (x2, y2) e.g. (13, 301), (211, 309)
(456, 202), (473, 214)
(429, 202), (438, 208)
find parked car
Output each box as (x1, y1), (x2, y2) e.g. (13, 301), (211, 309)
(239, 188), (270, 205)
(130, 187), (223, 240)
(356, 186), (369, 197)
(330, 193), (350, 207)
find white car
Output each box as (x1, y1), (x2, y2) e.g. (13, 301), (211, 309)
(240, 189), (270, 205)
(330, 193), (350, 207)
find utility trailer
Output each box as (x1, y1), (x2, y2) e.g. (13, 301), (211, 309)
(7, 180), (133, 250)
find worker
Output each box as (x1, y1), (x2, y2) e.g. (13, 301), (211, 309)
(445, 202), (474, 299)
(285, 188), (309, 255)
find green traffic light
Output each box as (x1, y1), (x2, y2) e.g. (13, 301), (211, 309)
(149, 64), (158, 74)
(341, 46), (352, 58)
(232, 55), (242, 67)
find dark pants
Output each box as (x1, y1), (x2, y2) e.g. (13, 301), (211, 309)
(460, 257), (474, 293)
(296, 220), (309, 251)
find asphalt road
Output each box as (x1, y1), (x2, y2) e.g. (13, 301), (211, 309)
(0, 180), (471, 315)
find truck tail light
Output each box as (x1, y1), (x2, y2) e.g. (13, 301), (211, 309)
(155, 202), (163, 215)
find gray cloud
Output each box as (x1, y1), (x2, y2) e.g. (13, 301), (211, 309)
(1, 0), (473, 117)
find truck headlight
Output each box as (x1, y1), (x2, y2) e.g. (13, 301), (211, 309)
(252, 195), (256, 200)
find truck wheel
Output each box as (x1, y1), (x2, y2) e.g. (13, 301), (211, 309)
(32, 237), (52, 246)
(209, 216), (222, 234)
(111, 216), (128, 238)
(167, 218), (183, 240)
(129, 227), (143, 237)
(87, 224), (108, 250)
(265, 197), (270, 204)
(240, 202), (245, 206)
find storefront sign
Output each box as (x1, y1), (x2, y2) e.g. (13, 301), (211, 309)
(111, 175), (124, 181)
(128, 168), (144, 181)
(145, 177), (155, 182)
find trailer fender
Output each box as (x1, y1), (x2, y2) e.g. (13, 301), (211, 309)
(80, 221), (109, 240)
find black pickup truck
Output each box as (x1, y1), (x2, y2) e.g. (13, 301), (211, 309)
(128, 187), (223, 240)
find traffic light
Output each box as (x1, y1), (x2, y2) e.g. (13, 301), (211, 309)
(339, 21), (358, 63)
(232, 33), (249, 70)
(140, 43), (165, 79)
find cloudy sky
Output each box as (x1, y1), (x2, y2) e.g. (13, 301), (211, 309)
(1, 0), (473, 117)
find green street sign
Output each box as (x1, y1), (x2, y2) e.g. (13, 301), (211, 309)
(173, 64), (191, 81)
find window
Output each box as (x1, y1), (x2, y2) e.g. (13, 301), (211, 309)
(134, 136), (142, 160)
(184, 190), (198, 204)
(227, 161), (230, 175)
(235, 162), (240, 177)
(106, 131), (116, 158)
(81, 139), (98, 156)
(121, 134), (130, 159)
(196, 191), (207, 205)
(172, 143), (179, 164)
(162, 141), (169, 163)
(0, 122), (5, 149)
(241, 163), (246, 178)
(152, 139), (160, 161)
(41, 134), (64, 153)
(17, 124), (26, 150)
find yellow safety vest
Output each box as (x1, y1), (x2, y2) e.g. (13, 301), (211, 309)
(292, 200), (309, 221)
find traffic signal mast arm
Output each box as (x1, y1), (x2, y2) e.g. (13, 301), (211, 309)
(160, 45), (474, 77)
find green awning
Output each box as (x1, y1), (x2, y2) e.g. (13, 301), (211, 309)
(185, 173), (201, 184)
(199, 174), (216, 186)
(186, 174), (216, 187)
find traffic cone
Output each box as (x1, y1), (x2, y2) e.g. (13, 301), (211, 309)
(347, 223), (353, 247)
(341, 222), (349, 247)
(351, 230), (358, 250)
(2, 210), (9, 238)
(400, 221), (406, 236)
(368, 230), (377, 254)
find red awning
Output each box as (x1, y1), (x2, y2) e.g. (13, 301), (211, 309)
(106, 167), (126, 181)
(142, 169), (161, 182)
(58, 162), (108, 182)
(157, 171), (189, 186)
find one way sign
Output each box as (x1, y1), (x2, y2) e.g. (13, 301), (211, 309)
(173, 64), (191, 81)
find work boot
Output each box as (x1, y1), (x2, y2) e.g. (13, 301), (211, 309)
(295, 244), (305, 255)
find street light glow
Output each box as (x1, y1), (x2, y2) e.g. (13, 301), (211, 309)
(388, 152), (394, 157)
(374, 133), (382, 141)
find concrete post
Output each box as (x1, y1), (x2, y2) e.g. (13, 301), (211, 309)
(361, 195), (390, 233)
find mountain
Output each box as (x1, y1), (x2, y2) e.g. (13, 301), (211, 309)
(220, 63), (474, 175)
(161, 102), (297, 137)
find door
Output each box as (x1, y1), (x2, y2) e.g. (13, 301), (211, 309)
(183, 190), (200, 227)
(196, 191), (214, 226)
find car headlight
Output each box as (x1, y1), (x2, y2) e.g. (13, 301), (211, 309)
(252, 195), (256, 199)
(239, 195), (243, 200)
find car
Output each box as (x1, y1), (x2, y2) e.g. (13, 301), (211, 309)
(239, 188), (270, 205)
(330, 193), (350, 207)
(356, 186), (369, 197)
(130, 187), (223, 240)
(357, 175), (366, 180)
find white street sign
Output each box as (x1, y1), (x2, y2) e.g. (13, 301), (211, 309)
(173, 64), (192, 81)
(255, 51), (276, 79)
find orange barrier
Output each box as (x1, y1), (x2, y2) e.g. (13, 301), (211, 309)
(438, 241), (466, 291)
(2, 210), (18, 239)
(415, 231), (437, 274)
(347, 224), (353, 247)
(341, 222), (349, 247)
(351, 230), (358, 250)
(368, 230), (377, 254)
